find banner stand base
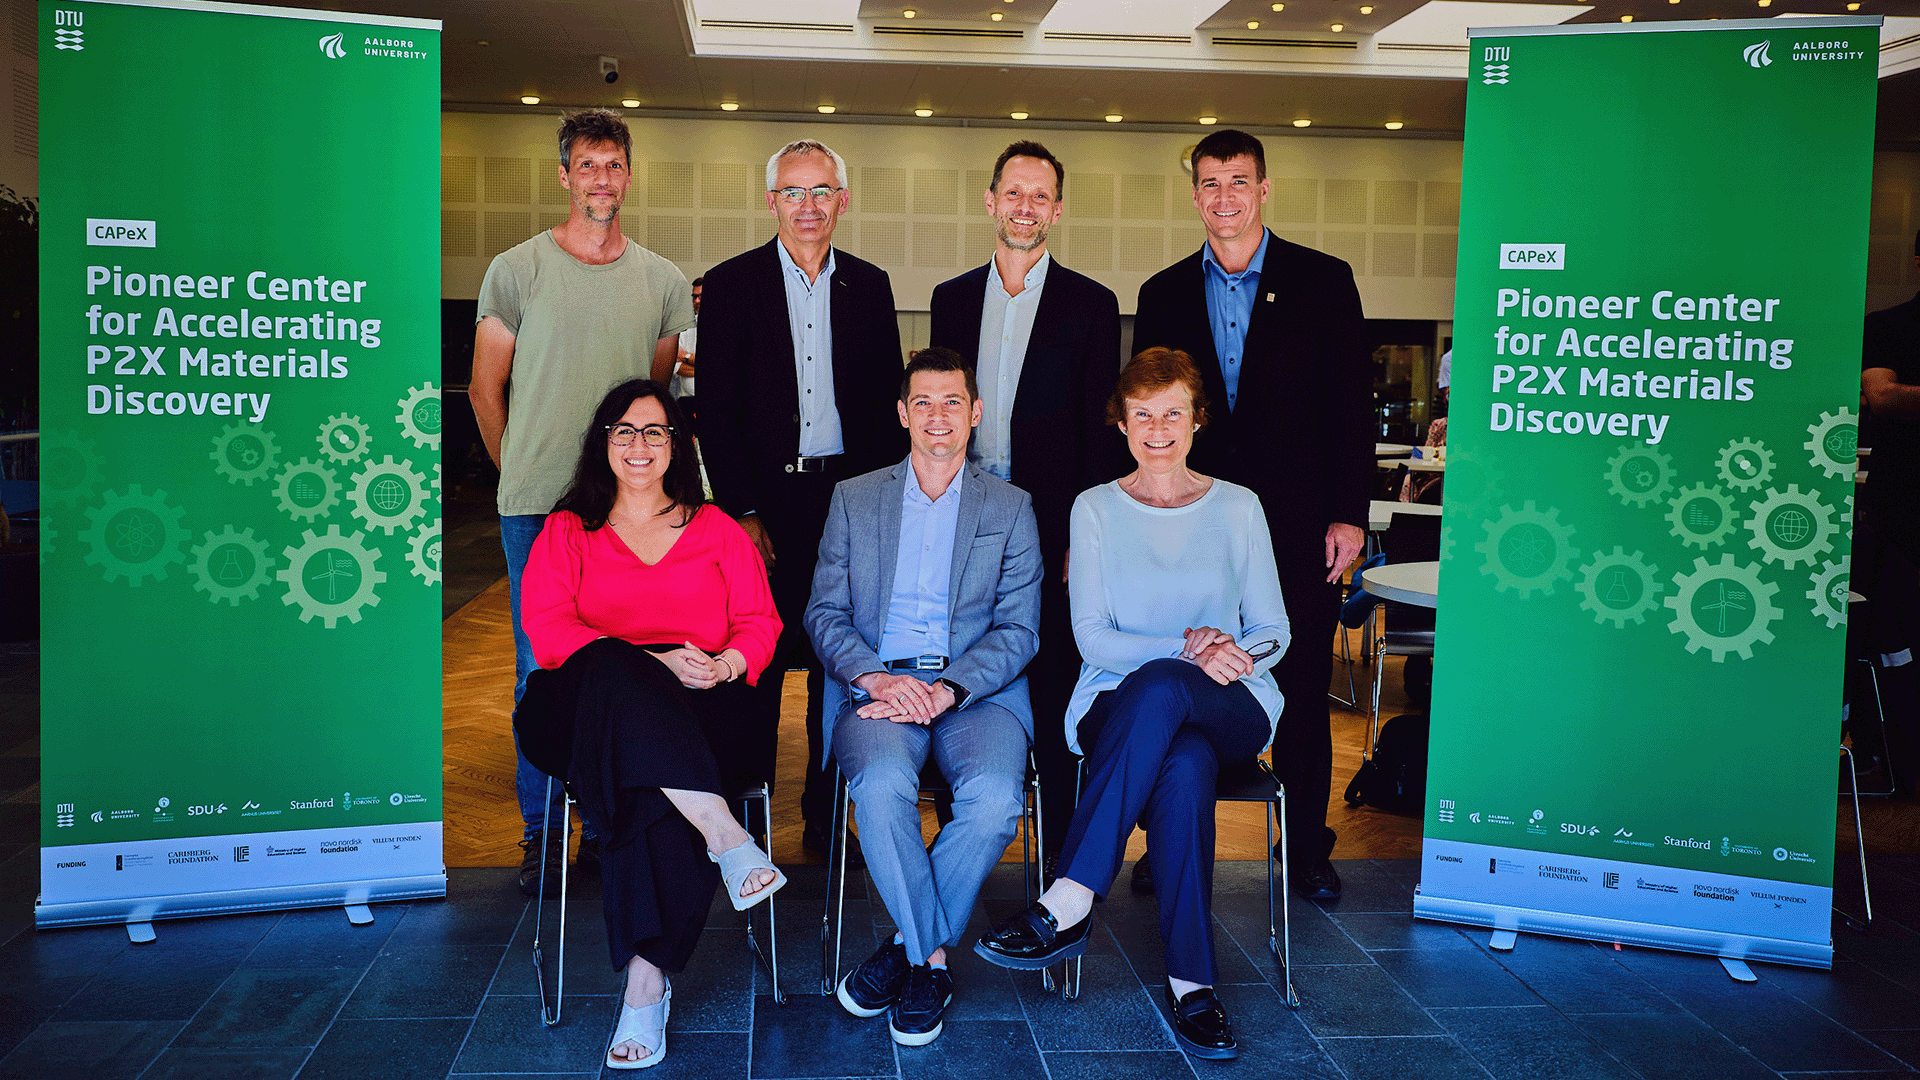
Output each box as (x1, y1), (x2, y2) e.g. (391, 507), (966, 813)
(127, 922), (154, 944)
(345, 903), (374, 926)
(1414, 893), (1832, 970)
(35, 873), (446, 931)
(1719, 957), (1759, 983)
(1489, 928), (1517, 951)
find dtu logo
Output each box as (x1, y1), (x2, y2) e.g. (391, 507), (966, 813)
(319, 32), (347, 59)
(54, 9), (84, 51)
(1482, 45), (1510, 85)
(1744, 41), (1772, 68)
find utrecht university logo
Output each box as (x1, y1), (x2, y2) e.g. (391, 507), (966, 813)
(319, 32), (347, 59)
(1744, 41), (1772, 68)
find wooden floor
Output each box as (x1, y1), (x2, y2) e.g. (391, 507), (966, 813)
(442, 576), (1918, 867)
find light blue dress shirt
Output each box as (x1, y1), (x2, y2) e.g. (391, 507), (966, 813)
(971, 252), (1051, 481)
(777, 241), (845, 457)
(877, 464), (963, 661)
(1200, 229), (1271, 413)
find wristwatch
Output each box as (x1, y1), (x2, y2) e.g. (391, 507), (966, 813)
(936, 678), (969, 709)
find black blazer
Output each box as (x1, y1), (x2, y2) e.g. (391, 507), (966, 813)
(1133, 230), (1373, 568)
(929, 258), (1127, 566)
(697, 239), (906, 518)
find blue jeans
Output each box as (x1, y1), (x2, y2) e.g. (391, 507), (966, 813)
(502, 513), (570, 840)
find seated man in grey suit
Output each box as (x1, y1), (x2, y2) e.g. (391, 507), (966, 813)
(805, 346), (1043, 1047)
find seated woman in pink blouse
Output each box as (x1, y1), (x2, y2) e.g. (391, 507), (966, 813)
(515, 378), (784, 1071)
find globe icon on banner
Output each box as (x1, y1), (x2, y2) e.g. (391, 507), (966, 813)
(1826, 428), (1857, 457)
(1771, 507), (1812, 546)
(370, 476), (410, 513)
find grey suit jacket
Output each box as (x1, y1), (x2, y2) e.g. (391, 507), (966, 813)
(804, 459), (1044, 767)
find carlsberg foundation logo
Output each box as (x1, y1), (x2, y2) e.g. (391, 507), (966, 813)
(319, 32), (346, 59)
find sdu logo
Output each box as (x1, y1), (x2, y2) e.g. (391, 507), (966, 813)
(1743, 41), (1772, 68)
(319, 31), (347, 59)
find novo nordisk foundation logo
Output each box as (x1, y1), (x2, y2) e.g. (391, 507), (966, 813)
(320, 32), (347, 59)
(1744, 41), (1772, 68)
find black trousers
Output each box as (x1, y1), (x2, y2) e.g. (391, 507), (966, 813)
(516, 638), (768, 972)
(1269, 566), (1341, 864)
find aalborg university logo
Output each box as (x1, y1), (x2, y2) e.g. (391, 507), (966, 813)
(319, 32), (347, 59)
(1744, 41), (1772, 68)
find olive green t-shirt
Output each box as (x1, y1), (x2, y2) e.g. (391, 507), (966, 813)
(478, 231), (695, 516)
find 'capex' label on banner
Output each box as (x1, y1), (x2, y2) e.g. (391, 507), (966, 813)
(38, 0), (443, 924)
(1419, 16), (1878, 967)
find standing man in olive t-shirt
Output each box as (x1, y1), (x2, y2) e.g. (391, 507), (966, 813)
(470, 109), (696, 895)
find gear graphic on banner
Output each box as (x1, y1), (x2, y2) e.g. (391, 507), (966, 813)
(395, 382), (442, 450)
(1604, 444), (1676, 507)
(38, 522), (56, 565)
(1802, 408), (1859, 481)
(1574, 547), (1664, 628)
(1665, 554), (1781, 662)
(317, 413), (372, 465)
(430, 461), (442, 502)
(277, 526), (386, 628)
(1666, 482), (1739, 549)
(1438, 522), (1456, 564)
(407, 524), (442, 585)
(273, 458), (343, 522)
(1806, 558), (1850, 630)
(190, 526), (274, 606)
(1744, 483), (1837, 569)
(1475, 501), (1578, 599)
(347, 455), (430, 535)
(39, 430), (107, 508)
(209, 423), (281, 486)
(1437, 447), (1504, 517)
(1715, 437), (1775, 491)
(80, 484), (189, 587)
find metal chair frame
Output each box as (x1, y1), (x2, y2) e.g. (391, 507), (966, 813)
(820, 751), (1044, 995)
(1043, 757), (1296, 1010)
(533, 776), (787, 1028)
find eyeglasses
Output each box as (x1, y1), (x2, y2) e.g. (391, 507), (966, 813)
(1244, 639), (1283, 661)
(606, 423), (674, 447)
(773, 185), (844, 204)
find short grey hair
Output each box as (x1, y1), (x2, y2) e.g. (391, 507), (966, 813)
(765, 139), (849, 191)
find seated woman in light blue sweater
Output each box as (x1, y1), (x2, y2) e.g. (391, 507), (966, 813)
(974, 348), (1289, 1060)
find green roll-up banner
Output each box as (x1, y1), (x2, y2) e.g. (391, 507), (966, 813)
(1419, 16), (1879, 968)
(37, 0), (444, 927)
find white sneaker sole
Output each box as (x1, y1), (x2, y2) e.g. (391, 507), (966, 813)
(836, 973), (891, 1018)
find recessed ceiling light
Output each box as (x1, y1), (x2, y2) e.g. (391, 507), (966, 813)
(903, 8), (915, 17)
(1247, 20), (1260, 29)
(520, 95), (540, 105)
(720, 102), (739, 111)
(1846, 2), (1859, 7)
(1010, 110), (1029, 119)
(1756, 0), (1770, 6)
(1620, 14), (1633, 20)
(991, 10), (1004, 19)
(1271, 2), (1284, 9)
(621, 98), (640, 108)
(476, 40), (489, 46)
(1293, 118), (1312, 127)
(1385, 121), (1404, 130)
(1105, 114), (1123, 123)
(1359, 5), (1373, 12)
(1331, 22), (1345, 31)
(914, 108), (933, 117)
(1198, 115), (1218, 125)
(818, 104), (837, 114)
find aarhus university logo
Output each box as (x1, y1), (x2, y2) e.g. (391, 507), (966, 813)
(319, 32), (347, 59)
(1744, 41), (1772, 68)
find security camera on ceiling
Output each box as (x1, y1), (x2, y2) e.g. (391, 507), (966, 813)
(600, 55), (619, 84)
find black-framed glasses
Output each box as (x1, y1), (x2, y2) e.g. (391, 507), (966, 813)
(606, 423), (674, 447)
(1244, 639), (1283, 661)
(773, 185), (843, 203)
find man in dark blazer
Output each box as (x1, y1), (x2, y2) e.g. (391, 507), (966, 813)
(928, 140), (1125, 857)
(699, 139), (907, 850)
(1133, 129), (1373, 900)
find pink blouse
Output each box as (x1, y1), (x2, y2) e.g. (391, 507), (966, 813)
(521, 504), (781, 683)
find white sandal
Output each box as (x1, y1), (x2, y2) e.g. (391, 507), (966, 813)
(607, 978), (670, 1070)
(709, 838), (787, 911)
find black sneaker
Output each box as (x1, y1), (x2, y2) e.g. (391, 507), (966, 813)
(888, 964), (953, 1046)
(517, 833), (562, 898)
(837, 939), (911, 1018)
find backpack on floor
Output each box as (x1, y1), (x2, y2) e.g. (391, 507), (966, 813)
(1343, 713), (1430, 815)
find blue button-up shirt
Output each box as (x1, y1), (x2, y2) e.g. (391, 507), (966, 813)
(777, 241), (845, 457)
(972, 252), (1051, 481)
(877, 464), (963, 661)
(1201, 229), (1270, 413)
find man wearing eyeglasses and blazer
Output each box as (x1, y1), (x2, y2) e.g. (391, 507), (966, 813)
(699, 139), (907, 854)
(1132, 129), (1374, 901)
(927, 140), (1125, 860)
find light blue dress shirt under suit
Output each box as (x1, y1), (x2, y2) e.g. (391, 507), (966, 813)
(877, 466), (963, 660)
(777, 240), (845, 457)
(1200, 229), (1271, 413)
(971, 252), (1051, 481)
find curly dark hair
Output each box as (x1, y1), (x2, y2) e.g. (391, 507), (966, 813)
(552, 379), (704, 530)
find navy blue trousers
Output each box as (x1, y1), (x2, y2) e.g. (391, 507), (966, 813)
(1057, 659), (1270, 985)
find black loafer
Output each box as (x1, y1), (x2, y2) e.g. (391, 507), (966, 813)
(973, 903), (1092, 970)
(1130, 858), (1154, 895)
(1290, 857), (1342, 901)
(1167, 986), (1238, 1059)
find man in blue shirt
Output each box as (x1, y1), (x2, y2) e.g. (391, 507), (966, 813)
(805, 348), (1044, 1046)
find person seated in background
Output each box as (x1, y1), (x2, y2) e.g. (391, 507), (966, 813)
(515, 378), (785, 1070)
(805, 347), (1043, 1046)
(973, 349), (1290, 1061)
(1400, 348), (1448, 504)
